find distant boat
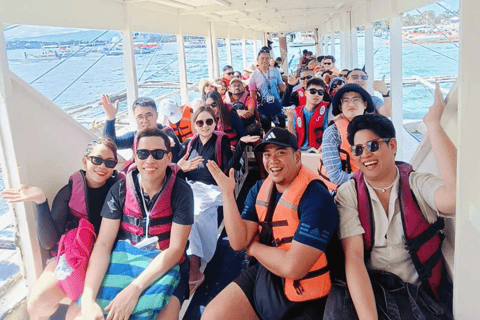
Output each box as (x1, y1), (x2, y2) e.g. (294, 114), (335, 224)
(290, 32), (315, 47)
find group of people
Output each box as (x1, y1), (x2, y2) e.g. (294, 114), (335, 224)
(0, 46), (456, 320)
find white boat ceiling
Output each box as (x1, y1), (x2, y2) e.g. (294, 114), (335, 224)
(0, 0), (437, 37)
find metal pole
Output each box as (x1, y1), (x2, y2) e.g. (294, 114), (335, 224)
(350, 12), (358, 69)
(211, 22), (220, 79)
(331, 21), (336, 58)
(176, 24), (189, 105)
(252, 32), (258, 63)
(390, 10), (403, 160)
(365, 0), (374, 93)
(226, 26), (232, 66)
(122, 15), (139, 130)
(279, 35), (288, 76)
(0, 22), (43, 288)
(206, 23), (214, 79)
(314, 28), (321, 56)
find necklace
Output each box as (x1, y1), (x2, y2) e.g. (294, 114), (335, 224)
(369, 167), (399, 193)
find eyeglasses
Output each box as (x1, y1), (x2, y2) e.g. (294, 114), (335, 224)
(323, 62), (332, 65)
(88, 156), (117, 168)
(340, 96), (363, 104)
(206, 102), (217, 108)
(300, 75), (314, 81)
(225, 72), (234, 76)
(351, 138), (391, 156)
(350, 74), (368, 81)
(135, 113), (155, 121)
(331, 81), (345, 89)
(196, 118), (214, 127)
(136, 149), (168, 160)
(308, 89), (325, 95)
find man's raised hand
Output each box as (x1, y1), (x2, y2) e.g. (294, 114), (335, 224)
(423, 82), (446, 127)
(101, 94), (119, 121)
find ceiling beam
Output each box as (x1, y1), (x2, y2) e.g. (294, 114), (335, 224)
(148, 0), (195, 10)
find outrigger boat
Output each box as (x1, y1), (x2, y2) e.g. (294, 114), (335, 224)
(0, 0), (478, 319)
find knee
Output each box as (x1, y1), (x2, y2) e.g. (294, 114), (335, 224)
(27, 291), (58, 316)
(201, 303), (222, 320)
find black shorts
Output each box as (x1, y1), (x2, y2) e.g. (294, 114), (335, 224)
(172, 259), (190, 304)
(233, 264), (327, 320)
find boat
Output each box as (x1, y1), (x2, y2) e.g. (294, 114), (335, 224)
(290, 31), (316, 47)
(0, 0), (479, 319)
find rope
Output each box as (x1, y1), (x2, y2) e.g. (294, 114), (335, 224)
(144, 45), (197, 81)
(30, 30), (110, 84)
(52, 38), (122, 102)
(137, 34), (166, 82)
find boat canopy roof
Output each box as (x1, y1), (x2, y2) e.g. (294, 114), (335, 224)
(1, 0), (437, 38)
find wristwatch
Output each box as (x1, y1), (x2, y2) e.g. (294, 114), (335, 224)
(382, 90), (390, 98)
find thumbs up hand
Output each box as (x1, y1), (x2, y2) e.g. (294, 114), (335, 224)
(373, 75), (389, 96)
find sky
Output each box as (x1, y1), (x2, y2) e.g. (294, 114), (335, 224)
(2, 0), (460, 41)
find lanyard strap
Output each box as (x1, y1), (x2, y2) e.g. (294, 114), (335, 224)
(260, 68), (272, 93)
(138, 174), (151, 238)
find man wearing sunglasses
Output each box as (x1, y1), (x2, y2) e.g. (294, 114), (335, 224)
(346, 69), (392, 117)
(202, 127), (338, 319)
(322, 55), (340, 75)
(102, 95), (181, 163)
(80, 128), (194, 320)
(281, 69), (315, 107)
(326, 85), (456, 319)
(222, 65), (235, 86)
(285, 78), (330, 151)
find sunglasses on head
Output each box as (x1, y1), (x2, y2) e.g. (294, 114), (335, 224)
(206, 102), (217, 108)
(136, 149), (168, 160)
(351, 138), (391, 156)
(308, 88), (325, 95)
(196, 118), (214, 127)
(260, 48), (270, 54)
(88, 156), (117, 169)
(300, 75), (314, 81)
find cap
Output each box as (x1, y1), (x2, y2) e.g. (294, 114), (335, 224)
(243, 64), (256, 73)
(331, 84), (375, 116)
(254, 127), (299, 152)
(159, 99), (182, 124)
(229, 77), (247, 86)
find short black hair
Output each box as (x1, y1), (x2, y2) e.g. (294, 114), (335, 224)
(346, 68), (367, 78)
(347, 113), (396, 146)
(223, 65), (233, 72)
(317, 55), (325, 63)
(275, 57), (282, 62)
(306, 78), (326, 89)
(136, 128), (171, 153)
(132, 97), (157, 112)
(303, 49), (308, 54)
(324, 55), (336, 63)
(341, 69), (350, 73)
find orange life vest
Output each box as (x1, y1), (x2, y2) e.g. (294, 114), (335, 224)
(255, 165), (331, 302)
(318, 114), (359, 191)
(170, 106), (193, 142)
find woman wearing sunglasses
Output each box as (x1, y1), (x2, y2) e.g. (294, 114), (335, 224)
(205, 91), (245, 148)
(177, 106), (260, 294)
(318, 84), (375, 192)
(1, 138), (121, 320)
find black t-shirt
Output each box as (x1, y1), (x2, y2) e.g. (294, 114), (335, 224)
(101, 169), (194, 227)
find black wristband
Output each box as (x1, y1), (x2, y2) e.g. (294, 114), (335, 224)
(382, 90), (390, 98)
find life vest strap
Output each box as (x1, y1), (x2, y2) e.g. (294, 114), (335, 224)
(259, 220), (288, 228)
(123, 215), (146, 228)
(416, 246), (444, 281)
(292, 265), (330, 295)
(405, 218), (445, 253)
(149, 215), (174, 227)
(119, 229), (143, 244)
(274, 236), (294, 246)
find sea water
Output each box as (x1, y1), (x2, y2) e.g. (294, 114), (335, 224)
(0, 36), (459, 217)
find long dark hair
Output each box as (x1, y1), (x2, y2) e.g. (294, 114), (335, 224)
(206, 91), (232, 130)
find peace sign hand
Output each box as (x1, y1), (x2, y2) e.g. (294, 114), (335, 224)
(101, 94), (119, 121)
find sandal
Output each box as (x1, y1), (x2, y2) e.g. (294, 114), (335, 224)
(189, 273), (205, 295)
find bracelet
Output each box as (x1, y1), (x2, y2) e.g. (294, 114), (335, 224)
(382, 90), (390, 98)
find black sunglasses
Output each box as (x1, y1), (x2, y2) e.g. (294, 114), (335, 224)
(308, 88), (325, 95)
(196, 118), (215, 127)
(225, 72), (234, 76)
(300, 75), (313, 81)
(88, 156), (117, 169)
(331, 81), (345, 89)
(136, 149), (168, 160)
(259, 48), (270, 54)
(351, 138), (391, 156)
(323, 62), (332, 65)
